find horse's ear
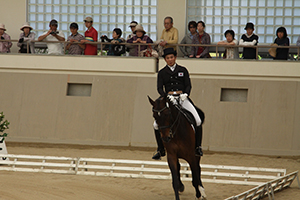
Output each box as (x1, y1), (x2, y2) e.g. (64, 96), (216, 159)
(147, 95), (155, 106)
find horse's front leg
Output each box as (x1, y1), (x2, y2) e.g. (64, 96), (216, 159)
(188, 157), (202, 199)
(167, 154), (180, 200)
(177, 160), (185, 193)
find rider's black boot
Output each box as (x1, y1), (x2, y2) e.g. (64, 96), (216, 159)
(152, 129), (166, 160)
(195, 125), (203, 156)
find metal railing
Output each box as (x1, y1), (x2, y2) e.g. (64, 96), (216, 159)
(1, 39), (299, 60)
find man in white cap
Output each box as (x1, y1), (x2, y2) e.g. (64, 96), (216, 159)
(17, 22), (35, 54)
(38, 19), (65, 55)
(0, 23), (12, 53)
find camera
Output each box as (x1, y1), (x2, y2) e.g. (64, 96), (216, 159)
(50, 31), (58, 35)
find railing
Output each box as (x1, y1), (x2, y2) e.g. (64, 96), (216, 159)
(1, 39), (299, 60)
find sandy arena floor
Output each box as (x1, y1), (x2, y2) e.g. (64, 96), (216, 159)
(0, 142), (299, 200)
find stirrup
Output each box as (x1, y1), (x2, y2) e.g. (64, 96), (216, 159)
(152, 150), (166, 160)
(195, 146), (203, 157)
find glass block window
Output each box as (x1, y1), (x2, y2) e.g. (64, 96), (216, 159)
(187, 0), (300, 44)
(27, 0), (157, 41)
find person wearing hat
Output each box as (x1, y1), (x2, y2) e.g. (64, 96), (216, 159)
(126, 21), (138, 40)
(17, 22), (35, 54)
(66, 22), (85, 55)
(239, 22), (259, 59)
(0, 23), (12, 53)
(151, 47), (203, 160)
(159, 16), (178, 50)
(80, 17), (98, 55)
(273, 27), (290, 60)
(38, 19), (65, 55)
(126, 24), (153, 56)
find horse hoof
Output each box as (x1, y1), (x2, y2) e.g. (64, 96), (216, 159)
(179, 184), (185, 193)
(199, 186), (207, 199)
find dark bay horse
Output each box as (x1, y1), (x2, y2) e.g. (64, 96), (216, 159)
(148, 96), (207, 200)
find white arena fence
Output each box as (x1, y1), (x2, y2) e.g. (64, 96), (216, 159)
(225, 171), (299, 200)
(1, 154), (298, 200)
(0, 154), (287, 186)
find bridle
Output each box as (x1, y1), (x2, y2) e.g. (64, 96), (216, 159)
(152, 99), (181, 140)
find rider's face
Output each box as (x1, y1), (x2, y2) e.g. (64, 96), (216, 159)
(164, 54), (176, 66)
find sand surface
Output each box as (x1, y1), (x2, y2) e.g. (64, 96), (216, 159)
(1, 143), (299, 200)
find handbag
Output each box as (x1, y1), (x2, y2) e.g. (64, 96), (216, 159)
(139, 45), (158, 58)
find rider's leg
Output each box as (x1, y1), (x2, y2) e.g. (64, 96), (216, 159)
(195, 125), (203, 156)
(181, 99), (201, 126)
(181, 99), (203, 156)
(152, 121), (166, 160)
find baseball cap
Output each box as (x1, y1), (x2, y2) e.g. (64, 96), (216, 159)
(84, 17), (93, 22)
(129, 21), (138, 27)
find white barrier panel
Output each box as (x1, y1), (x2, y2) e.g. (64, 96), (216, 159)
(0, 138), (8, 161)
(0, 154), (286, 186)
(225, 171), (299, 200)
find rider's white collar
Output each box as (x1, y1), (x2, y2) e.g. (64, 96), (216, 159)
(168, 63), (177, 71)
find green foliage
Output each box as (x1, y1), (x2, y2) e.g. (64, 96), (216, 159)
(0, 112), (10, 142)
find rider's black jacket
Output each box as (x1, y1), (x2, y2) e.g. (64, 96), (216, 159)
(157, 64), (191, 97)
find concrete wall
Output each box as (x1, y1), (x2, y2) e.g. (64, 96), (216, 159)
(0, 54), (299, 156)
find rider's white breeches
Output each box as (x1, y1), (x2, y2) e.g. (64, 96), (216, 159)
(181, 98), (201, 126)
(153, 98), (201, 130)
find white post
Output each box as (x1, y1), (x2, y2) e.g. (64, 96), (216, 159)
(0, 137), (9, 161)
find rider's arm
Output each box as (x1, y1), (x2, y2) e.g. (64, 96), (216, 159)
(183, 68), (191, 96)
(157, 70), (166, 96)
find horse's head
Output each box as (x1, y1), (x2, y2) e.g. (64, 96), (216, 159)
(148, 95), (176, 143)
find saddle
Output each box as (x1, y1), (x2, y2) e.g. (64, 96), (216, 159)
(179, 106), (205, 132)
(180, 108), (197, 131)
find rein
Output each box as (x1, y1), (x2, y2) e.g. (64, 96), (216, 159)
(152, 99), (182, 139)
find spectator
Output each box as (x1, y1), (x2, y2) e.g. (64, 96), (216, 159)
(126, 21), (138, 56)
(17, 22), (35, 54)
(189, 21), (211, 58)
(0, 23), (12, 53)
(101, 28), (125, 56)
(179, 21), (197, 57)
(217, 29), (239, 59)
(239, 22), (259, 59)
(66, 22), (85, 55)
(297, 35), (300, 46)
(80, 17), (98, 55)
(273, 27), (289, 60)
(126, 21), (138, 40)
(159, 16), (178, 50)
(126, 24), (153, 56)
(38, 19), (65, 55)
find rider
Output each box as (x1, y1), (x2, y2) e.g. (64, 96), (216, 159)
(152, 47), (203, 160)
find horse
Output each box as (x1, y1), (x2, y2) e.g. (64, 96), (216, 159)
(148, 95), (207, 200)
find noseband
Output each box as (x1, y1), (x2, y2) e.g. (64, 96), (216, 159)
(152, 101), (181, 140)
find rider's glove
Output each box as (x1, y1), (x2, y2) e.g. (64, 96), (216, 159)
(180, 93), (188, 101)
(167, 95), (177, 105)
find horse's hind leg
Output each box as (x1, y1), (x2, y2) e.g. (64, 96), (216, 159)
(177, 161), (185, 193)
